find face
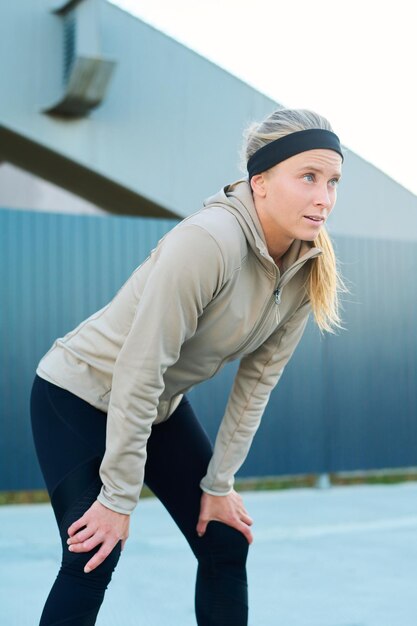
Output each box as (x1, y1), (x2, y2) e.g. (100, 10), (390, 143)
(251, 148), (343, 257)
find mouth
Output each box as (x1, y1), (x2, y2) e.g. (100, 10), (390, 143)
(304, 215), (325, 224)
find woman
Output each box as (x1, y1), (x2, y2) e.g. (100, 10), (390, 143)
(30, 107), (344, 625)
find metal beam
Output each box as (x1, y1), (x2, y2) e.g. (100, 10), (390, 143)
(0, 126), (176, 218)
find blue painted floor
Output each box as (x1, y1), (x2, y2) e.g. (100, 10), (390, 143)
(1, 483), (417, 625)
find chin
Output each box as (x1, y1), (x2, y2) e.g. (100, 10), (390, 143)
(298, 230), (320, 242)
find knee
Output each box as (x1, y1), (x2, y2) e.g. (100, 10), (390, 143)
(197, 521), (249, 575)
(59, 532), (122, 590)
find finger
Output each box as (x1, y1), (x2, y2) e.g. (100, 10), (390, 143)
(225, 518), (254, 545)
(67, 526), (96, 546)
(67, 516), (88, 537)
(240, 513), (254, 526)
(238, 523), (253, 545)
(84, 543), (114, 574)
(68, 533), (103, 554)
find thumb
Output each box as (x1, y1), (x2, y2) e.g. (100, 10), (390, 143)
(196, 517), (208, 538)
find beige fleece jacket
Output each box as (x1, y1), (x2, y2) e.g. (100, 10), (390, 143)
(36, 178), (321, 514)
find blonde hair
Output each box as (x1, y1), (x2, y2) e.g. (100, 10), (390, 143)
(242, 107), (346, 333)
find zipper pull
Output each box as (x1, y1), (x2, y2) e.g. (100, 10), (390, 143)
(273, 288), (281, 324)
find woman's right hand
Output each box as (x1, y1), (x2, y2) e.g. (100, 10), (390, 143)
(66, 500), (130, 573)
(196, 489), (254, 544)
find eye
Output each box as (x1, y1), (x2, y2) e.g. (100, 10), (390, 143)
(329, 178), (340, 187)
(303, 173), (315, 182)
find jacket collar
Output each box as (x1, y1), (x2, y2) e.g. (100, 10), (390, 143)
(203, 178), (322, 273)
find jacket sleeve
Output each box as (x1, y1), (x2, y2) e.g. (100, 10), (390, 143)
(199, 300), (311, 496)
(97, 224), (225, 514)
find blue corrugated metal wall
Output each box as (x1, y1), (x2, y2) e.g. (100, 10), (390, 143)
(235, 235), (417, 478)
(1, 208), (416, 491)
(0, 208), (177, 491)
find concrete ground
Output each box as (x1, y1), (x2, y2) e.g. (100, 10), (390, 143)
(1, 482), (417, 626)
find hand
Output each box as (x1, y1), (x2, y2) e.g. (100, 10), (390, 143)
(196, 489), (254, 544)
(67, 500), (130, 574)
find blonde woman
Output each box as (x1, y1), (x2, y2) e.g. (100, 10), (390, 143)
(30, 108), (344, 625)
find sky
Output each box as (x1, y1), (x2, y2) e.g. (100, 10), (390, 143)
(110, 0), (416, 196)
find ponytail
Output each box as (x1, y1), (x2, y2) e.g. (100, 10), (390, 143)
(309, 227), (346, 333)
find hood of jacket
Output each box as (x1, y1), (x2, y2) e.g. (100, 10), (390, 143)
(203, 178), (321, 273)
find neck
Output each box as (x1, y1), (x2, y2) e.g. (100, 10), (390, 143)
(271, 256), (284, 273)
(254, 205), (294, 264)
(265, 236), (294, 265)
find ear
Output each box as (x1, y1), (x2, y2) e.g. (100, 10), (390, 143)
(250, 173), (267, 198)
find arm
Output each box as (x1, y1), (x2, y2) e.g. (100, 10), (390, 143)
(195, 301), (311, 544)
(200, 300), (311, 496)
(97, 224), (225, 514)
(67, 224), (225, 572)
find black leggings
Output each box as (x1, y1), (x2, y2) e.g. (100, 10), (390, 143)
(30, 374), (249, 625)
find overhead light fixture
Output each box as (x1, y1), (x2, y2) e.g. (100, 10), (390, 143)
(44, 0), (117, 117)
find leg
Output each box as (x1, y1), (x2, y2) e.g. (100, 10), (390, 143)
(144, 396), (249, 625)
(30, 375), (121, 626)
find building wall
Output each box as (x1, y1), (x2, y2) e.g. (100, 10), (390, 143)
(1, 207), (416, 491)
(0, 163), (107, 216)
(0, 207), (177, 490)
(1, 1), (416, 493)
(2, 0), (415, 227)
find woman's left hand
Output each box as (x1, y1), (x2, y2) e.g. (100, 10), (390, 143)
(66, 500), (130, 573)
(196, 490), (254, 544)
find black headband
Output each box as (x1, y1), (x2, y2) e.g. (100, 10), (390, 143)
(247, 128), (344, 179)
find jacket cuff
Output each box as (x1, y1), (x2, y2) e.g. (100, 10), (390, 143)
(97, 490), (133, 515)
(199, 478), (234, 496)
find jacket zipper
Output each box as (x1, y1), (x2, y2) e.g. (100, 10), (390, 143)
(167, 250), (321, 407)
(274, 288), (282, 304)
(272, 248), (321, 324)
(232, 250), (320, 357)
(273, 288), (281, 323)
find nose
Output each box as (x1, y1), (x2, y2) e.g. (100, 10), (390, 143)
(313, 183), (333, 210)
